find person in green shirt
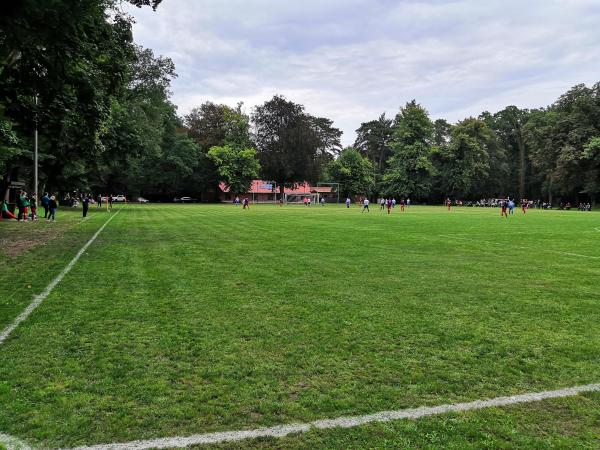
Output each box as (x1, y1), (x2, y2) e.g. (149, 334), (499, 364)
(1, 200), (17, 220)
(21, 192), (30, 222)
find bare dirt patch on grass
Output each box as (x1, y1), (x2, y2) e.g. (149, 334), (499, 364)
(0, 220), (77, 258)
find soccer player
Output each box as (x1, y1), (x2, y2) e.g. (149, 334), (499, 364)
(380, 198), (385, 211)
(501, 199), (508, 218)
(387, 198), (392, 214)
(243, 197), (249, 209)
(508, 198), (515, 214)
(446, 198), (452, 211)
(345, 197), (351, 208)
(362, 198), (370, 213)
(522, 199), (527, 214)
(82, 195), (90, 218)
(320, 197), (325, 206)
(400, 199), (405, 212)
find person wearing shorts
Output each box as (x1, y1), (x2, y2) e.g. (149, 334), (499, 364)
(501, 200), (508, 218)
(362, 198), (370, 213)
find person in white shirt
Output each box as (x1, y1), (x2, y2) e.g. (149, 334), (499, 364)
(362, 198), (370, 213)
(345, 197), (351, 208)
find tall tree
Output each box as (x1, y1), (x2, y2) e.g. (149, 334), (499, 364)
(486, 106), (531, 199)
(252, 95), (341, 196)
(354, 113), (393, 174)
(382, 101), (436, 198)
(439, 118), (493, 198)
(184, 102), (253, 199)
(0, 0), (161, 197)
(582, 137), (600, 205)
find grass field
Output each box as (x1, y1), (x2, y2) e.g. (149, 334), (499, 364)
(1, 204), (599, 449)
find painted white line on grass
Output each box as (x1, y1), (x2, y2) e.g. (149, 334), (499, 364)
(441, 234), (600, 260)
(0, 210), (121, 346)
(68, 383), (600, 450)
(0, 433), (32, 450)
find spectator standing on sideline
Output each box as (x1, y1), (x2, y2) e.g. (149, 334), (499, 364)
(16, 190), (24, 221)
(29, 193), (37, 221)
(47, 195), (58, 222)
(82, 195), (90, 218)
(41, 192), (50, 218)
(21, 191), (30, 222)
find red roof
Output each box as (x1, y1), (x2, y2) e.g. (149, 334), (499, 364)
(220, 180), (326, 194)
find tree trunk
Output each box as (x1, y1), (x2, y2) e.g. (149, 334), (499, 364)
(1, 162), (12, 201)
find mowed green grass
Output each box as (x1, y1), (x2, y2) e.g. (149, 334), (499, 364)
(0, 204), (599, 448)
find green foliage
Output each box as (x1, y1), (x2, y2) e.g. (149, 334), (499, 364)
(252, 95), (341, 192)
(439, 118), (493, 198)
(354, 113), (393, 178)
(207, 145), (261, 195)
(581, 137), (600, 200)
(382, 101), (436, 198)
(326, 147), (374, 197)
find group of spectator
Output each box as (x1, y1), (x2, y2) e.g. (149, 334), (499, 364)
(455, 198), (592, 211)
(1, 191), (58, 222)
(559, 202), (593, 211)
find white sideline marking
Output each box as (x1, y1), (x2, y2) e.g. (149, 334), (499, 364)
(0, 433), (32, 450)
(68, 383), (600, 450)
(441, 234), (600, 260)
(0, 210), (121, 346)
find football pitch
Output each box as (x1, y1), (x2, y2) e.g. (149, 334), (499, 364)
(1, 204), (599, 449)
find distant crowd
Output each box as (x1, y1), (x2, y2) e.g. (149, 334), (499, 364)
(1, 191), (115, 222)
(448, 198), (592, 211)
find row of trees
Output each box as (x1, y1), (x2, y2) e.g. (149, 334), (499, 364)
(2, 2), (598, 204)
(350, 84), (600, 204)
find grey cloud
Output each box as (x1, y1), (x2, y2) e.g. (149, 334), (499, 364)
(125, 0), (600, 145)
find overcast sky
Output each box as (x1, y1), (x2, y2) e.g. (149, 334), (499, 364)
(124, 0), (600, 146)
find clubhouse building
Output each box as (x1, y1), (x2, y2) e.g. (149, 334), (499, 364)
(219, 180), (333, 203)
